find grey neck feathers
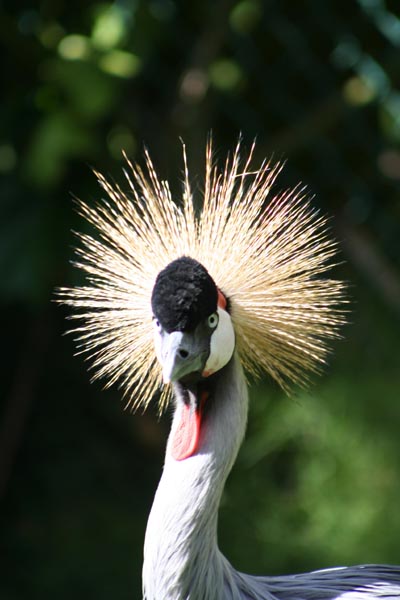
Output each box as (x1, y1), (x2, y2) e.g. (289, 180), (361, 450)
(142, 352), (248, 600)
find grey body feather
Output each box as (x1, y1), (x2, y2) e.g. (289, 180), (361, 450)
(143, 354), (400, 600)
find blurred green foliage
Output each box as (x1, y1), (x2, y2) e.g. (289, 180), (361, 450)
(1, 0), (400, 598)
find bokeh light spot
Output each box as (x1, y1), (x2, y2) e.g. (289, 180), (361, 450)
(209, 59), (243, 91)
(331, 36), (361, 69)
(98, 50), (140, 78)
(230, 1), (262, 34)
(91, 5), (127, 50)
(342, 76), (377, 106)
(39, 22), (65, 49)
(58, 35), (91, 61)
(180, 69), (209, 103)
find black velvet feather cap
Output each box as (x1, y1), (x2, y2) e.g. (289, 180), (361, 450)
(151, 257), (218, 333)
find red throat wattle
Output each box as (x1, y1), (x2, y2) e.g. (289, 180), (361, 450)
(171, 391), (209, 461)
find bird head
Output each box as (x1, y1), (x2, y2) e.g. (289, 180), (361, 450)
(151, 256), (235, 384)
(57, 138), (346, 418)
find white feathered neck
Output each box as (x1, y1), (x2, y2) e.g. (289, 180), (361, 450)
(142, 353), (248, 600)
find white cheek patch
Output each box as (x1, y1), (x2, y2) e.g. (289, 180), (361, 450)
(203, 307), (235, 377)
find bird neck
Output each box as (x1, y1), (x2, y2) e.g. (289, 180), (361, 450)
(142, 352), (248, 600)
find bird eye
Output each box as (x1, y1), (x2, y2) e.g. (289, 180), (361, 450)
(154, 318), (162, 332)
(207, 312), (219, 329)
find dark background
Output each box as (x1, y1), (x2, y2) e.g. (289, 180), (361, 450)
(1, 1), (400, 598)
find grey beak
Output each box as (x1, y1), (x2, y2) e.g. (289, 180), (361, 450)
(161, 331), (208, 383)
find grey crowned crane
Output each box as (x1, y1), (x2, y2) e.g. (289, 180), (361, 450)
(59, 140), (400, 600)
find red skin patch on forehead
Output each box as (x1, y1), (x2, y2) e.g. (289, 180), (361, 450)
(217, 289), (227, 310)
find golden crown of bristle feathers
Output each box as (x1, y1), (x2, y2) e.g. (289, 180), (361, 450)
(58, 139), (346, 413)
